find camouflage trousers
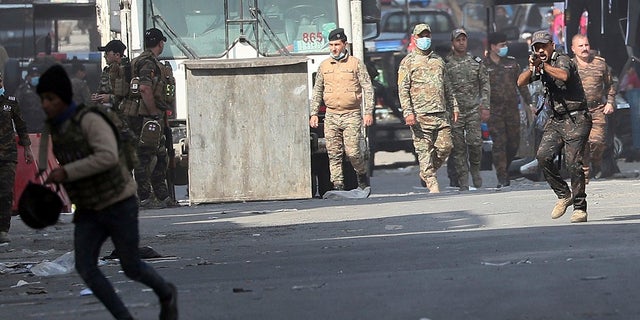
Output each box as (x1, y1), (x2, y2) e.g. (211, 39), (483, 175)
(488, 108), (520, 183)
(0, 161), (16, 232)
(410, 113), (453, 183)
(324, 111), (366, 185)
(451, 112), (483, 187)
(583, 106), (607, 178)
(536, 111), (592, 211)
(128, 116), (169, 202)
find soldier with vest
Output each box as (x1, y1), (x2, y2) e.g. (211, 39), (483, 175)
(518, 30), (592, 223)
(121, 28), (176, 208)
(309, 28), (374, 192)
(15, 65), (46, 133)
(93, 39), (130, 112)
(397, 23), (459, 193)
(445, 28), (490, 191)
(37, 65), (178, 320)
(0, 71), (33, 243)
(570, 34), (617, 182)
(483, 32), (532, 189)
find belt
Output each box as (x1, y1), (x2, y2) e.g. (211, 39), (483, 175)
(553, 109), (587, 120)
(586, 100), (602, 108)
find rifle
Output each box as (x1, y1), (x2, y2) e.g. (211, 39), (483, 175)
(164, 112), (176, 203)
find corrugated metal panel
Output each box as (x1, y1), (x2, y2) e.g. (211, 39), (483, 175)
(184, 57), (311, 203)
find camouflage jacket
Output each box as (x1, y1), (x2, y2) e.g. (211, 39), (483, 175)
(310, 54), (374, 116)
(483, 55), (532, 110)
(0, 94), (30, 162)
(397, 49), (459, 118)
(445, 52), (490, 114)
(572, 55), (617, 108)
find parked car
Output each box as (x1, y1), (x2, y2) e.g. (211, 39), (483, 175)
(364, 8), (485, 58)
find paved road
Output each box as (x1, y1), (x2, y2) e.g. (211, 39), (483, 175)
(1, 156), (639, 319)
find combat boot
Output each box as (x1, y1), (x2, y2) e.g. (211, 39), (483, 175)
(425, 177), (440, 193)
(357, 174), (369, 189)
(551, 194), (573, 219)
(471, 171), (482, 188)
(333, 183), (344, 191)
(570, 209), (588, 223)
(0, 231), (10, 243)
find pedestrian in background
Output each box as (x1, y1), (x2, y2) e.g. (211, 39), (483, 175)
(0, 71), (33, 243)
(38, 64), (178, 320)
(70, 60), (92, 106)
(483, 32), (532, 188)
(309, 27), (374, 192)
(15, 65), (46, 133)
(620, 66), (640, 161)
(445, 27), (489, 191)
(570, 34), (616, 182)
(518, 30), (591, 223)
(398, 23), (459, 193)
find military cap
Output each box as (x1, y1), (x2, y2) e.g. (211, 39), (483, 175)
(487, 32), (507, 45)
(531, 30), (553, 45)
(413, 23), (431, 36)
(328, 28), (347, 42)
(451, 28), (467, 40)
(144, 28), (167, 47)
(97, 39), (126, 55)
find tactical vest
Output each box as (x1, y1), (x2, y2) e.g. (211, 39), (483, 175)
(111, 56), (131, 99)
(125, 51), (175, 116)
(320, 56), (362, 113)
(50, 104), (130, 209)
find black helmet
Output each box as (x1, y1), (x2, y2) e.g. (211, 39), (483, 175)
(18, 182), (63, 229)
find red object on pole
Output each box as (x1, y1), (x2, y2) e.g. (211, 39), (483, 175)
(12, 133), (72, 214)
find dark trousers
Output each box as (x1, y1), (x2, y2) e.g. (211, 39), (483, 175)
(536, 111), (592, 210)
(0, 161), (16, 232)
(74, 196), (171, 319)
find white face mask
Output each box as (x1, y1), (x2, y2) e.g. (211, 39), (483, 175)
(0, 88), (4, 96)
(331, 50), (346, 61)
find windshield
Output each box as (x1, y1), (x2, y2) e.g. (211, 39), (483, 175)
(145, 0), (338, 59)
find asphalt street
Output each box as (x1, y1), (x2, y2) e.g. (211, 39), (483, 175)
(1, 154), (639, 320)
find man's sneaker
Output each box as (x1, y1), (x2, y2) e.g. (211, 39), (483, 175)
(551, 195), (573, 219)
(160, 282), (178, 320)
(160, 197), (179, 208)
(425, 177), (440, 193)
(0, 231), (10, 243)
(357, 174), (369, 189)
(570, 209), (588, 223)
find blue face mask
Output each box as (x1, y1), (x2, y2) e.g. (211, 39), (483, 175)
(416, 37), (431, 51)
(331, 50), (346, 61)
(497, 46), (509, 57)
(0, 88), (4, 96)
(30, 76), (39, 87)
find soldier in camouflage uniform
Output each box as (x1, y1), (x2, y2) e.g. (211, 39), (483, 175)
(0, 72), (34, 243)
(397, 24), (459, 193)
(445, 28), (490, 191)
(570, 34), (616, 182)
(518, 30), (591, 223)
(483, 32), (532, 188)
(94, 40), (129, 113)
(70, 61), (92, 105)
(120, 29), (175, 209)
(309, 28), (374, 191)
